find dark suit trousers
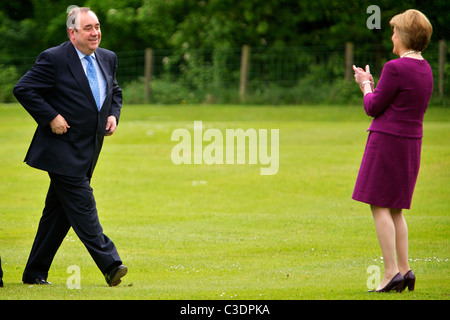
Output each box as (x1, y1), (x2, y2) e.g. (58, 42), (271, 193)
(23, 173), (121, 281)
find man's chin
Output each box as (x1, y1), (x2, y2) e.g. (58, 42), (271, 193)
(88, 39), (100, 50)
(89, 44), (99, 51)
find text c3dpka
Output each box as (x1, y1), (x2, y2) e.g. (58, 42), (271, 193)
(179, 303), (270, 317)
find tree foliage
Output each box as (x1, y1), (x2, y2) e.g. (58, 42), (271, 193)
(0, 0), (448, 104)
(1, 0), (448, 57)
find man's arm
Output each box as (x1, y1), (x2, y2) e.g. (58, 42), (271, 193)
(105, 53), (122, 136)
(13, 51), (62, 127)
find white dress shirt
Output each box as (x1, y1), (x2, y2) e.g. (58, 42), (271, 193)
(74, 47), (107, 108)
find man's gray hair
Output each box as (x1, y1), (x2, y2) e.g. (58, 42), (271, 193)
(66, 6), (92, 37)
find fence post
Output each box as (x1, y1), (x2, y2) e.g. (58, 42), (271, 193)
(345, 42), (354, 82)
(438, 40), (446, 97)
(239, 45), (251, 101)
(145, 48), (153, 102)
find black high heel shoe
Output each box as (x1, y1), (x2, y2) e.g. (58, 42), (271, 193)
(369, 272), (404, 293)
(403, 270), (415, 291)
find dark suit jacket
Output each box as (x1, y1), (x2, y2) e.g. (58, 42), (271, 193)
(14, 41), (122, 178)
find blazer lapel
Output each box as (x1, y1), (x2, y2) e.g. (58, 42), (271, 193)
(94, 50), (112, 109)
(66, 42), (98, 111)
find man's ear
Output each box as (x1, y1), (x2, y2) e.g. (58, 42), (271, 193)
(67, 28), (76, 40)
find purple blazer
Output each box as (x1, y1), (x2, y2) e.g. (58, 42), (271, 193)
(363, 58), (433, 138)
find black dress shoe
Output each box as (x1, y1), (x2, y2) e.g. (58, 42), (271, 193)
(23, 279), (51, 285)
(105, 264), (127, 287)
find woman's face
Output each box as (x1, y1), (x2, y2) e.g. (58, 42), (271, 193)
(391, 27), (404, 55)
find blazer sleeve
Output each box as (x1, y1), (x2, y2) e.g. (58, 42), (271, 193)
(363, 61), (399, 118)
(13, 51), (59, 126)
(109, 53), (122, 124)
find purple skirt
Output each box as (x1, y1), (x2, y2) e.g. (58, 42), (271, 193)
(352, 131), (422, 209)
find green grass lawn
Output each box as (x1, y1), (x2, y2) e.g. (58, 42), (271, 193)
(0, 103), (449, 300)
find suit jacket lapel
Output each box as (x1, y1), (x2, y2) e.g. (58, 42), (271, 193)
(66, 42), (99, 111)
(94, 50), (112, 109)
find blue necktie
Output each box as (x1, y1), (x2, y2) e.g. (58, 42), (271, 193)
(84, 55), (101, 110)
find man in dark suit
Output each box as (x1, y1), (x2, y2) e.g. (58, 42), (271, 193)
(13, 7), (127, 286)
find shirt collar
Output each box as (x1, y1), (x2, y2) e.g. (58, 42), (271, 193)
(74, 46), (96, 61)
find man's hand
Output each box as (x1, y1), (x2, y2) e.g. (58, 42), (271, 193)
(105, 116), (117, 136)
(50, 114), (70, 135)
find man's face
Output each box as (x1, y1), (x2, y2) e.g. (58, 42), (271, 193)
(69, 11), (101, 55)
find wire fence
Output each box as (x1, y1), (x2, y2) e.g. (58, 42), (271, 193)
(117, 45), (354, 87)
(2, 42), (448, 105)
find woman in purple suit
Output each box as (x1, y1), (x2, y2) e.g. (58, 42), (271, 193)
(352, 9), (433, 292)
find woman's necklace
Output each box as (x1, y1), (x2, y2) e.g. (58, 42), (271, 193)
(401, 50), (421, 58)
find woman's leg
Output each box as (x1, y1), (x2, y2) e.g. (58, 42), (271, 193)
(371, 205), (399, 290)
(391, 208), (410, 275)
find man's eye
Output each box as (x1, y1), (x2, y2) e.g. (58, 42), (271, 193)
(83, 25), (100, 32)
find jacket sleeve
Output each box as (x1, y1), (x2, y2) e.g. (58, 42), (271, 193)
(109, 53), (123, 124)
(363, 61), (399, 118)
(13, 51), (59, 126)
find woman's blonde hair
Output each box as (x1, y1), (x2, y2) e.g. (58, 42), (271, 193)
(390, 9), (433, 52)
